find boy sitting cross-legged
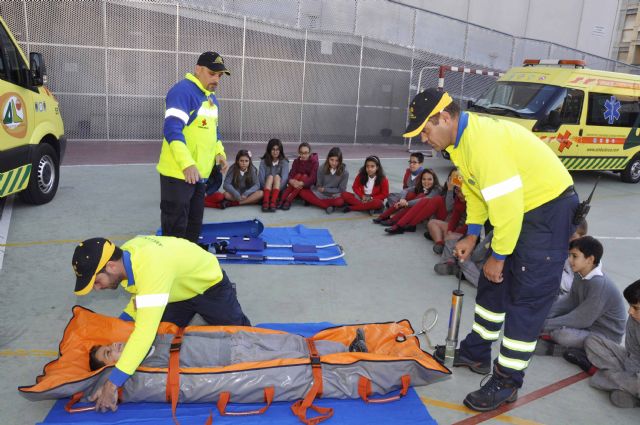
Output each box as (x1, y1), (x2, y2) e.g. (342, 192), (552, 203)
(539, 236), (627, 370)
(584, 279), (640, 408)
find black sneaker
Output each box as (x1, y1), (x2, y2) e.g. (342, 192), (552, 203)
(463, 369), (518, 412)
(433, 243), (444, 255)
(424, 231), (433, 241)
(563, 348), (593, 373)
(432, 345), (491, 374)
(372, 217), (384, 224)
(349, 328), (368, 353)
(343, 206), (351, 213)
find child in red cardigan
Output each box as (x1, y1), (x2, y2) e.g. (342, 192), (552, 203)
(278, 142), (319, 210)
(341, 155), (389, 214)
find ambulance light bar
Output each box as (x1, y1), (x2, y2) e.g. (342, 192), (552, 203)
(523, 59), (586, 68)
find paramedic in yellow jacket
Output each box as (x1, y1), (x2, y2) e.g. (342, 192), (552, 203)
(71, 236), (251, 412)
(404, 88), (579, 412)
(158, 51), (229, 243)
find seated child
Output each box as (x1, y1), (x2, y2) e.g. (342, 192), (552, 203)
(426, 185), (467, 254)
(204, 150), (262, 208)
(584, 279), (640, 408)
(374, 168), (440, 225)
(540, 236), (627, 364)
(299, 147), (349, 214)
(341, 155), (389, 214)
(278, 142), (318, 210)
(386, 152), (424, 207)
(258, 138), (289, 212)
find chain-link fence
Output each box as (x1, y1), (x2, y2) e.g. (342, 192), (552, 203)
(4, 0), (639, 144)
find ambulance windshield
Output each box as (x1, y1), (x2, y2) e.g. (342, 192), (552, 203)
(470, 82), (565, 119)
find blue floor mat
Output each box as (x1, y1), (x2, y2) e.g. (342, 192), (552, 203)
(215, 225), (346, 266)
(40, 323), (434, 425)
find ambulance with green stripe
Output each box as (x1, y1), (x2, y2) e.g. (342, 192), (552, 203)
(0, 15), (65, 204)
(468, 59), (640, 183)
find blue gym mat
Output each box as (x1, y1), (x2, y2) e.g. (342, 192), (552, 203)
(39, 323), (435, 425)
(214, 225), (346, 266)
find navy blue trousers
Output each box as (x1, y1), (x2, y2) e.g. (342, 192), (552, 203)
(161, 271), (251, 327)
(459, 192), (579, 386)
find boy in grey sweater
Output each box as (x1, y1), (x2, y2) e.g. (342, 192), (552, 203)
(584, 279), (640, 408)
(541, 236), (626, 360)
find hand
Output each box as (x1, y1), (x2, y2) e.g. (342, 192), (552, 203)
(363, 195), (372, 202)
(483, 256), (504, 283)
(453, 235), (478, 262)
(318, 187), (325, 193)
(295, 181), (304, 189)
(183, 165), (201, 184)
(240, 195), (247, 200)
(217, 156), (228, 174)
(89, 380), (118, 413)
(397, 199), (408, 208)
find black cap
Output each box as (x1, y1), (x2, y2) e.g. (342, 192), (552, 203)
(72, 238), (116, 296)
(403, 88), (453, 138)
(197, 51), (230, 75)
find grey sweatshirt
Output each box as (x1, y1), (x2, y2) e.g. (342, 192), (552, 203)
(312, 167), (349, 197)
(223, 164), (260, 199)
(258, 158), (290, 191)
(545, 266), (627, 343)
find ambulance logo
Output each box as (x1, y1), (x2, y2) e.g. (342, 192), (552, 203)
(1, 93), (28, 138)
(604, 96), (621, 124)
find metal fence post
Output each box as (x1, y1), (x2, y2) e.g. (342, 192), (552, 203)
(175, 2), (180, 83)
(298, 29), (308, 144)
(510, 36), (516, 69)
(239, 16), (247, 143)
(103, 0), (110, 141)
(22, 0), (30, 56)
(353, 35), (364, 145)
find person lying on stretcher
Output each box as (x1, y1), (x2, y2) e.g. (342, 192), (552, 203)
(90, 329), (369, 371)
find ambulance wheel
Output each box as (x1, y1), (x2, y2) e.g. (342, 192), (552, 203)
(621, 154), (640, 184)
(19, 143), (60, 205)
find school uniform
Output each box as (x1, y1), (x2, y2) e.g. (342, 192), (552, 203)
(341, 175), (389, 211)
(299, 166), (349, 209)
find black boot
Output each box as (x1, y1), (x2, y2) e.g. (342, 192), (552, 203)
(463, 366), (518, 411)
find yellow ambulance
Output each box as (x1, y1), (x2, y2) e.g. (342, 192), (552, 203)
(0, 15), (65, 204)
(468, 59), (640, 183)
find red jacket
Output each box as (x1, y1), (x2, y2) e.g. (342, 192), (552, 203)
(401, 168), (411, 189)
(352, 175), (389, 201)
(447, 196), (467, 234)
(287, 153), (319, 188)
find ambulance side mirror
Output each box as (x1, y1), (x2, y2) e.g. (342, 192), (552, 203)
(29, 52), (47, 86)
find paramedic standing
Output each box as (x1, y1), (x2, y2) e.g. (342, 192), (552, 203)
(404, 88), (579, 412)
(71, 235), (251, 412)
(158, 51), (229, 243)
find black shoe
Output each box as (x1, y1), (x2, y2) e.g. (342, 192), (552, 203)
(262, 205), (269, 212)
(349, 328), (368, 353)
(268, 205), (277, 212)
(219, 200), (228, 210)
(385, 226), (404, 235)
(325, 206), (335, 214)
(280, 202), (291, 210)
(343, 206), (351, 213)
(424, 231), (433, 241)
(434, 261), (460, 276)
(380, 219), (394, 227)
(368, 209), (382, 216)
(304, 200), (311, 206)
(433, 243), (444, 255)
(563, 348), (593, 373)
(432, 345), (491, 374)
(372, 217), (384, 224)
(463, 369), (518, 412)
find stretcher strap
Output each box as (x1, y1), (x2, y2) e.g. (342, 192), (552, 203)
(165, 328), (185, 424)
(217, 386), (275, 416)
(290, 339), (334, 425)
(358, 374), (411, 403)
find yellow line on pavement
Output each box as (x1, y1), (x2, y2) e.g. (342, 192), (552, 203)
(420, 397), (544, 425)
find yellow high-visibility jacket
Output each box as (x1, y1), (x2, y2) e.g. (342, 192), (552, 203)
(109, 235), (223, 386)
(446, 112), (573, 256)
(157, 73), (226, 180)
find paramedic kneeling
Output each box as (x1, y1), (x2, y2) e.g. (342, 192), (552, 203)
(71, 235), (251, 412)
(404, 88), (579, 412)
